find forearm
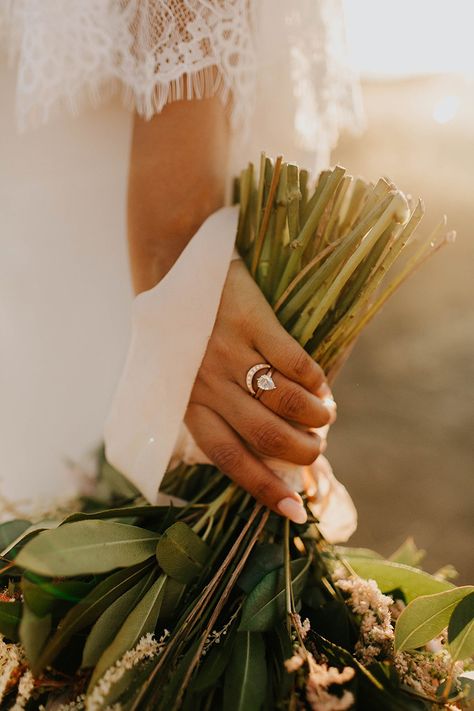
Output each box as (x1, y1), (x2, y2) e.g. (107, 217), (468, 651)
(127, 95), (230, 294)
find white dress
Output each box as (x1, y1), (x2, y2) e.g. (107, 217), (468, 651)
(0, 0), (362, 532)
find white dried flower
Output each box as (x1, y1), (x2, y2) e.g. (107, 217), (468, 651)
(57, 693), (86, 710)
(306, 654), (355, 711)
(85, 632), (168, 711)
(285, 645), (355, 710)
(0, 635), (25, 704)
(294, 614), (311, 641)
(394, 649), (463, 699)
(202, 610), (239, 654)
(284, 652), (305, 673)
(389, 599), (406, 622)
(10, 670), (35, 710)
(336, 576), (394, 664)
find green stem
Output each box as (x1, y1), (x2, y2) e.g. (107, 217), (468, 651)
(274, 166), (345, 301)
(299, 191), (409, 346)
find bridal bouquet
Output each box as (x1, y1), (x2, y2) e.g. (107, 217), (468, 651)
(1, 157), (472, 711)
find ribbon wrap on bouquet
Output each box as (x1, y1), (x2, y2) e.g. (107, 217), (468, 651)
(104, 206), (357, 543)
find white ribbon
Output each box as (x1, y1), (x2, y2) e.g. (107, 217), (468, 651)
(104, 204), (357, 542)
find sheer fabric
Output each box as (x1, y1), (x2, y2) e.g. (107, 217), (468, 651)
(2, 0), (363, 159)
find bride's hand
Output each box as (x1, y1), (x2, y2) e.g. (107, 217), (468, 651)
(185, 259), (335, 523)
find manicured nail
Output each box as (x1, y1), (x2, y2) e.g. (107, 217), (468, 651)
(277, 497), (308, 524)
(322, 396), (337, 423)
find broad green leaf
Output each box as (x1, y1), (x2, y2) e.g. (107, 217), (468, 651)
(33, 560), (152, 673)
(89, 573), (166, 689)
(19, 603), (51, 665)
(159, 576), (186, 619)
(344, 555), (454, 602)
(238, 543), (284, 593)
(389, 538), (425, 568)
(82, 574), (152, 668)
(0, 600), (22, 641)
(395, 586), (474, 652)
(62, 505), (172, 525)
(223, 631), (267, 711)
(1, 520), (61, 557)
(0, 520), (31, 551)
(23, 576), (94, 617)
(156, 522), (210, 584)
(336, 546), (382, 560)
(239, 557), (309, 631)
(448, 592), (474, 661)
(101, 459), (141, 499)
(158, 640), (201, 709)
(16, 521), (158, 576)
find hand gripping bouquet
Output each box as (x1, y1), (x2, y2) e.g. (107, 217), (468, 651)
(1, 157), (472, 711)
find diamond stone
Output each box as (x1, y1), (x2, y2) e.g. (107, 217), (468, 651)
(256, 373), (276, 391)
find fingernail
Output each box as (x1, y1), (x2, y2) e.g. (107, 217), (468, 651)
(319, 382), (333, 398)
(322, 396), (337, 423)
(277, 497), (308, 524)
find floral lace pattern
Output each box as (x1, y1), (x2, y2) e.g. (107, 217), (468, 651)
(1, 0), (363, 153)
(2, 0), (255, 131)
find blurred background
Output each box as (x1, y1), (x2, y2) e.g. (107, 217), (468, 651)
(327, 0), (473, 582)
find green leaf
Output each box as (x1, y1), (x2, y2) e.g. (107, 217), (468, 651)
(448, 592), (474, 661)
(82, 574), (152, 668)
(89, 573), (166, 689)
(389, 538), (426, 568)
(159, 576), (187, 619)
(239, 557), (309, 632)
(62, 505), (173, 525)
(223, 631), (267, 711)
(156, 522), (210, 584)
(15, 521), (158, 576)
(0, 600), (22, 641)
(344, 555), (454, 602)
(1, 520), (61, 557)
(101, 459), (141, 500)
(22, 576), (94, 617)
(33, 560), (152, 673)
(238, 543), (284, 593)
(395, 586), (474, 652)
(433, 564), (459, 581)
(457, 672), (474, 702)
(336, 546), (382, 560)
(19, 603), (51, 665)
(191, 629), (236, 692)
(0, 520), (31, 551)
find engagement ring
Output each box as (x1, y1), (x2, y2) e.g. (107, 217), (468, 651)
(245, 363), (277, 397)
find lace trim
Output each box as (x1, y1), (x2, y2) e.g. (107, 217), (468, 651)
(3, 0), (256, 132)
(1, 1), (363, 154)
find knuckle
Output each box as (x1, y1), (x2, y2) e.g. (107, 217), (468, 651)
(253, 422), (288, 457)
(209, 442), (242, 473)
(294, 435), (321, 466)
(252, 478), (271, 501)
(290, 350), (312, 379)
(279, 388), (306, 419)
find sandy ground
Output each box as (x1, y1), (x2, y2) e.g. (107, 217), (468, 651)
(327, 75), (473, 582)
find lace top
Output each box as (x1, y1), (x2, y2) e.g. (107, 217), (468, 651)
(1, 0), (363, 155)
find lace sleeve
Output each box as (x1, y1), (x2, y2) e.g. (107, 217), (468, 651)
(3, 0), (363, 155)
(5, 0), (256, 132)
